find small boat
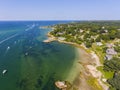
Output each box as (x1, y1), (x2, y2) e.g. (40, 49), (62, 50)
(7, 46), (10, 50)
(2, 70), (7, 75)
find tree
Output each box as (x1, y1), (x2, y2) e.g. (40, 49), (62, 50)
(116, 31), (120, 39)
(115, 46), (120, 53)
(104, 57), (120, 90)
(85, 41), (92, 48)
(101, 35), (110, 41)
(95, 36), (101, 42)
(108, 73), (120, 90)
(104, 57), (120, 72)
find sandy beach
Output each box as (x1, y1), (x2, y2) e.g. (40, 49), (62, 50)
(44, 33), (109, 90)
(70, 48), (109, 90)
(86, 52), (109, 90)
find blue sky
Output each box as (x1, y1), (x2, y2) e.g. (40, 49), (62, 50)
(0, 0), (120, 20)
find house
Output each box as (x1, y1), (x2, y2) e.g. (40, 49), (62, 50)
(105, 54), (113, 60)
(79, 29), (84, 33)
(96, 42), (103, 46)
(106, 48), (117, 55)
(58, 37), (66, 41)
(117, 29), (120, 31)
(102, 26), (105, 29)
(115, 39), (120, 43)
(58, 32), (64, 35)
(105, 48), (117, 60)
(104, 30), (108, 33)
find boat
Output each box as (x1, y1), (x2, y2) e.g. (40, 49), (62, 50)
(2, 70), (7, 75)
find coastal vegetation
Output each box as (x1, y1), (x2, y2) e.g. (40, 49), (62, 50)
(49, 21), (120, 90)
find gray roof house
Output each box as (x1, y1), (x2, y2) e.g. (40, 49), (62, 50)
(105, 48), (117, 60)
(106, 48), (117, 55)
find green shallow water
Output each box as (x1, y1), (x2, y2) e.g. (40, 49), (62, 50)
(0, 21), (81, 90)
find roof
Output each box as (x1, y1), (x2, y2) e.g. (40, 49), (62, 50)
(106, 48), (117, 55)
(105, 54), (113, 60)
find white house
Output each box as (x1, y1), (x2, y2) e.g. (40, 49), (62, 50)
(96, 42), (103, 46)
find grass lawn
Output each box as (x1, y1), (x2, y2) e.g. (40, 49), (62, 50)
(97, 66), (114, 79)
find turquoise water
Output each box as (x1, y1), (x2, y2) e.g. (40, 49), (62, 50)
(0, 21), (78, 90)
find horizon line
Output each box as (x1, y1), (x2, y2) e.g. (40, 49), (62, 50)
(0, 19), (120, 21)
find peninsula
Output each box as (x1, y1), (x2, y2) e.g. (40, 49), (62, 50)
(45, 21), (120, 90)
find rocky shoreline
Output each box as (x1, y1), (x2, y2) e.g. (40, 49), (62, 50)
(44, 32), (109, 90)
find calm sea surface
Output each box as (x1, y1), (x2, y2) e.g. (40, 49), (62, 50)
(0, 21), (79, 90)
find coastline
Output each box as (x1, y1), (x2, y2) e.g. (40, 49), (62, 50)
(44, 32), (109, 90)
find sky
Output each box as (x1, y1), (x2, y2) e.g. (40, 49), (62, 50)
(0, 0), (120, 20)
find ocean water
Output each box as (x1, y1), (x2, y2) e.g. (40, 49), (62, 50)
(0, 21), (80, 90)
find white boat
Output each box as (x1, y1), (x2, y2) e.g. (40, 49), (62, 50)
(7, 46), (10, 50)
(2, 70), (7, 75)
